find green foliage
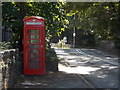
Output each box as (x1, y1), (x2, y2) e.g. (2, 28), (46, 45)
(46, 40), (59, 66)
(46, 48), (59, 72)
(0, 42), (11, 50)
(2, 2), (120, 49)
(2, 2), (67, 44)
(64, 2), (120, 47)
(2, 2), (22, 42)
(46, 48), (58, 61)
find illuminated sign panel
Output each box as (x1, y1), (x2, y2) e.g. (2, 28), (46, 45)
(26, 22), (42, 25)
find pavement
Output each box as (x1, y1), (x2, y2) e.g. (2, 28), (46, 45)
(14, 66), (90, 88)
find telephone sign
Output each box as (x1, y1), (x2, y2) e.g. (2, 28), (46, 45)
(26, 22), (42, 25)
(23, 16), (46, 75)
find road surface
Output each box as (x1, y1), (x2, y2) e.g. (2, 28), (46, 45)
(55, 49), (119, 88)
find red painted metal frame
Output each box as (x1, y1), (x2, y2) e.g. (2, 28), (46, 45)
(23, 16), (46, 75)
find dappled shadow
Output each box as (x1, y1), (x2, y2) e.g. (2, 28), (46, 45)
(14, 71), (90, 88)
(55, 49), (118, 88)
(14, 49), (118, 88)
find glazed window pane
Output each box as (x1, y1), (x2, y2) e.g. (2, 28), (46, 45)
(29, 45), (39, 48)
(29, 59), (40, 63)
(30, 54), (39, 58)
(29, 30), (39, 34)
(29, 63), (40, 69)
(29, 39), (39, 43)
(30, 49), (39, 53)
(29, 35), (39, 39)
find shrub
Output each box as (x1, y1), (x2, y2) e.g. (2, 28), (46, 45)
(0, 42), (11, 50)
(46, 48), (59, 72)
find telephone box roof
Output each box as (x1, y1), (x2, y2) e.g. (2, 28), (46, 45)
(23, 16), (44, 21)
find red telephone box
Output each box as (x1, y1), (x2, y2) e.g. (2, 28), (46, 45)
(23, 16), (46, 75)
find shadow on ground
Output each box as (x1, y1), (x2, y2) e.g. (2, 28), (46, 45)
(55, 49), (118, 88)
(14, 70), (89, 88)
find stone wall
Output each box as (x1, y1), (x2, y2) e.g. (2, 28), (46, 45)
(0, 49), (19, 89)
(98, 40), (118, 55)
(99, 40), (115, 50)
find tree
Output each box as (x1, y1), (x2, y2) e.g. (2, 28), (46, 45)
(63, 2), (120, 47)
(2, 2), (67, 49)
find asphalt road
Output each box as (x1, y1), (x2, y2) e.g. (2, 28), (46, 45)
(55, 49), (119, 88)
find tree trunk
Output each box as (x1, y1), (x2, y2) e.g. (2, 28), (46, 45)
(19, 2), (25, 53)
